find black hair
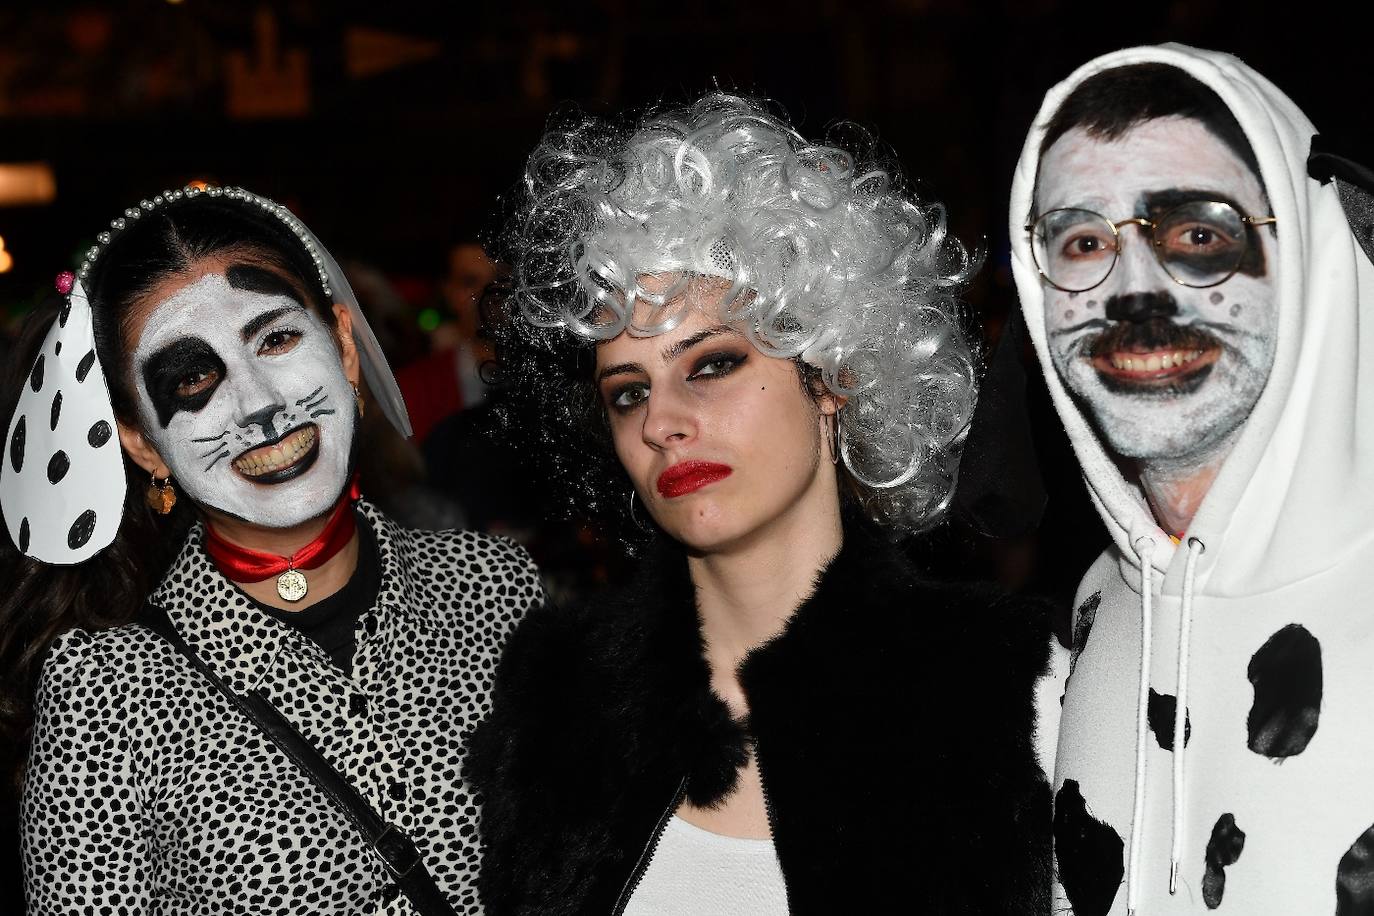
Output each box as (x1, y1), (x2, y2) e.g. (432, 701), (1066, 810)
(1040, 63), (1262, 182)
(0, 193), (336, 784)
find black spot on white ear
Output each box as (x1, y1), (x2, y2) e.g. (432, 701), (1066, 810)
(58, 298), (72, 327)
(1054, 779), (1123, 916)
(9, 415), (25, 473)
(54, 340), (62, 356)
(29, 354), (44, 392)
(1202, 813), (1245, 908)
(1148, 688), (1191, 751)
(87, 420), (112, 448)
(67, 510), (97, 550)
(49, 391), (62, 431)
(1069, 591), (1101, 678)
(1247, 623), (1321, 758)
(17, 518), (29, 554)
(1337, 823), (1374, 914)
(46, 451), (70, 484)
(76, 350), (96, 383)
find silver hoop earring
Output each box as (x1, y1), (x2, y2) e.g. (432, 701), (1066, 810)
(629, 489), (648, 531)
(828, 410), (841, 465)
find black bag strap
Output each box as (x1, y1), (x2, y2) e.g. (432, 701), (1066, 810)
(139, 604), (457, 916)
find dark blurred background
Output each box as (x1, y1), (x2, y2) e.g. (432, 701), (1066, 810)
(1, 0), (1367, 908)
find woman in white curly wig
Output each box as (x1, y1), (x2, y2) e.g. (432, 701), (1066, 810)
(468, 93), (1055, 915)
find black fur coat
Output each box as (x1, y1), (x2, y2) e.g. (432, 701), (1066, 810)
(467, 526), (1054, 915)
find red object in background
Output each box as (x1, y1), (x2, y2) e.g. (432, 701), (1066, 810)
(395, 349), (463, 444)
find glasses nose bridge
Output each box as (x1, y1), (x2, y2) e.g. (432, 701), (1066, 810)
(1111, 216), (1156, 239)
(1110, 215), (1165, 275)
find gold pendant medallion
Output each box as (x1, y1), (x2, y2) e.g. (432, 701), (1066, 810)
(276, 568), (308, 602)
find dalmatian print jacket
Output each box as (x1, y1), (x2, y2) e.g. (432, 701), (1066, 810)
(20, 499), (541, 915)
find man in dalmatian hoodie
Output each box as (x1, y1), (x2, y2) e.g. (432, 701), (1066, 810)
(1011, 45), (1374, 914)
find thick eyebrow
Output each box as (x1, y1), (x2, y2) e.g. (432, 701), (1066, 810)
(659, 324), (739, 364)
(241, 305), (304, 342)
(596, 361), (644, 385)
(1139, 189), (1249, 218)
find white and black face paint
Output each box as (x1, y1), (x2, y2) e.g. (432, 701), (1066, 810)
(1035, 117), (1278, 465)
(132, 270), (354, 528)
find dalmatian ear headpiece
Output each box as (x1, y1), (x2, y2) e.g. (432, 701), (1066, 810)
(0, 184), (412, 565)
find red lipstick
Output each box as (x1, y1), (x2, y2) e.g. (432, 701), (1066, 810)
(656, 461), (733, 499)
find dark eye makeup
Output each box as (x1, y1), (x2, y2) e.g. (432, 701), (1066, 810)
(687, 350), (749, 380)
(141, 337), (227, 428)
(603, 349), (750, 414)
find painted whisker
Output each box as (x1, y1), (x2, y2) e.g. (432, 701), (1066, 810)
(310, 408), (336, 417)
(204, 450), (230, 471)
(191, 432), (228, 443)
(295, 386), (324, 405)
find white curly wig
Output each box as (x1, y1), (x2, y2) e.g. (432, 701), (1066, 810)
(502, 92), (979, 535)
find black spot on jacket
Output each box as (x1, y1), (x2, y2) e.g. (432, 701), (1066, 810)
(467, 524), (1055, 915)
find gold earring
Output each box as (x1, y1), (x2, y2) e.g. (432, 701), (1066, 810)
(351, 381), (365, 418)
(146, 473), (176, 515)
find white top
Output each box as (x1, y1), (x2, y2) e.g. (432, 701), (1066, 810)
(623, 815), (789, 916)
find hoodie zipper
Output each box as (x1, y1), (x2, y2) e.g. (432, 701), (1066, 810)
(611, 775), (689, 915)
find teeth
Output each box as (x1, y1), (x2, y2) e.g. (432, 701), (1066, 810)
(233, 427), (316, 477)
(1109, 349), (1206, 372)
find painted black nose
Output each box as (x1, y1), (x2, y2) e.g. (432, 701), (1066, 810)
(239, 403), (284, 439)
(1104, 291), (1179, 323)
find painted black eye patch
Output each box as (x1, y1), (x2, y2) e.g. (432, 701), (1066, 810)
(141, 337), (227, 428)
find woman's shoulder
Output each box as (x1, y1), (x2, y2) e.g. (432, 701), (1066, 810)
(367, 506), (544, 610)
(33, 620), (188, 723)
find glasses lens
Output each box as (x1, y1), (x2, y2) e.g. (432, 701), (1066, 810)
(1155, 201), (1248, 287)
(1031, 209), (1117, 292)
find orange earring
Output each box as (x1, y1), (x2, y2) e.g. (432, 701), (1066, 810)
(147, 473), (176, 515)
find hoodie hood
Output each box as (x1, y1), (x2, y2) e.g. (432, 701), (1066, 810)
(1021, 45), (1374, 916)
(1010, 43), (1374, 598)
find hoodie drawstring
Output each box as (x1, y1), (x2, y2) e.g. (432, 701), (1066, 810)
(1127, 535), (1207, 914)
(1127, 536), (1156, 916)
(1169, 537), (1205, 894)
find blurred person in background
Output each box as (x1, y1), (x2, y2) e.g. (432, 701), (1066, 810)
(468, 93), (1057, 915)
(396, 241), (499, 445)
(2, 186), (541, 914)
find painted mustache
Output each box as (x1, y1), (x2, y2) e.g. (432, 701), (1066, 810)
(1085, 318), (1223, 393)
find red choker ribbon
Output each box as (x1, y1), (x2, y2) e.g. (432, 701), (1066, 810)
(204, 478), (362, 601)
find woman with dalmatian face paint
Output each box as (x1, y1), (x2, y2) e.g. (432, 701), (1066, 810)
(1012, 46), (1374, 915)
(0, 187), (542, 914)
(465, 94), (1058, 915)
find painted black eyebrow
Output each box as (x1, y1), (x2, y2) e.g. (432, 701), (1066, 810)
(1139, 189), (1251, 218)
(226, 263), (306, 301)
(241, 305), (303, 342)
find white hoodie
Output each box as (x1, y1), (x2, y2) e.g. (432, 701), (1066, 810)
(1011, 45), (1374, 914)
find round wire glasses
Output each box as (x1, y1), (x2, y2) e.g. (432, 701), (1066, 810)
(1026, 200), (1277, 293)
